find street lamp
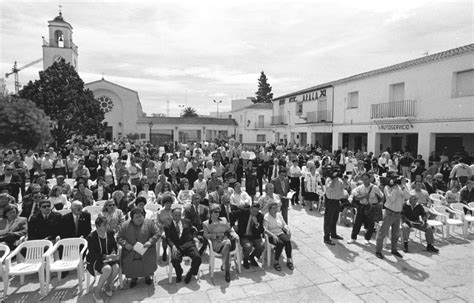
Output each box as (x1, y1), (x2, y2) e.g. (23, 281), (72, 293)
(148, 121), (153, 144)
(213, 100), (222, 118)
(178, 104), (185, 117)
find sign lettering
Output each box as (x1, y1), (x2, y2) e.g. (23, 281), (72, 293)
(378, 124), (412, 131)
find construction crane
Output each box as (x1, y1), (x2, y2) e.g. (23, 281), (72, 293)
(5, 58), (42, 94)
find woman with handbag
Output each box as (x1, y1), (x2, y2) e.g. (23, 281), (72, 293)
(263, 201), (294, 271)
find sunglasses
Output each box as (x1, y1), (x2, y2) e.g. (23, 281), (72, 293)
(41, 205), (51, 208)
(106, 204), (116, 207)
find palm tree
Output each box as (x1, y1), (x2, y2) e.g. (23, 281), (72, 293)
(181, 106), (198, 117)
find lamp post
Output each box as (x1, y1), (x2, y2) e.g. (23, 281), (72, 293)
(178, 104), (185, 117)
(148, 121), (153, 144)
(213, 100), (222, 118)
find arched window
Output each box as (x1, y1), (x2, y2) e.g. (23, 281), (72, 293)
(55, 30), (64, 47)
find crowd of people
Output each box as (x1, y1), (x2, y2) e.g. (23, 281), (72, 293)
(0, 137), (473, 302)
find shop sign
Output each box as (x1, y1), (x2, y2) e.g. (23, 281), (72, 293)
(378, 124), (413, 131)
(290, 88), (327, 102)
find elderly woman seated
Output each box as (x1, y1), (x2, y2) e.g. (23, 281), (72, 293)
(263, 201), (294, 271)
(203, 204), (239, 282)
(86, 216), (120, 301)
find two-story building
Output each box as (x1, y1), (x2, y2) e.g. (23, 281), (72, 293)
(231, 102), (274, 145)
(272, 84), (334, 150)
(271, 44), (474, 159)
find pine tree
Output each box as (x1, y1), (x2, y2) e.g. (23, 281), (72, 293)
(254, 71), (273, 103)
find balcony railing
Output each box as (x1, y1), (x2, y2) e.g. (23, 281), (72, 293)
(271, 115), (287, 125)
(371, 100), (416, 119)
(255, 121), (271, 128)
(306, 110), (333, 123)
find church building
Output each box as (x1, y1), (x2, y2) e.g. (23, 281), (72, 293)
(41, 11), (237, 145)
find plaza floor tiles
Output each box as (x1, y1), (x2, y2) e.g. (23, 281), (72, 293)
(1, 207), (472, 302)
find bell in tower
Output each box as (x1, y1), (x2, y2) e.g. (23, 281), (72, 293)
(42, 7), (78, 71)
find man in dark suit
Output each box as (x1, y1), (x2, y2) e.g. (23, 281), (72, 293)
(60, 201), (92, 239)
(267, 158), (280, 181)
(271, 168), (290, 223)
(183, 193), (209, 255)
(20, 184), (43, 221)
(219, 195), (237, 224)
(28, 199), (62, 241)
(164, 208), (202, 284)
(232, 203), (265, 269)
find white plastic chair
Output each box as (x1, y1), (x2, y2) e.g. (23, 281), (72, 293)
(3, 240), (53, 300)
(44, 238), (88, 294)
(83, 206), (103, 228)
(430, 206), (465, 238)
(468, 202), (474, 209)
(207, 238), (241, 279)
(64, 178), (76, 188)
(264, 233), (276, 268)
(85, 246), (123, 293)
(450, 203), (474, 233)
(0, 244), (11, 283)
(430, 193), (447, 206)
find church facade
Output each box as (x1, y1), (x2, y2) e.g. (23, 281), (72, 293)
(41, 12), (237, 146)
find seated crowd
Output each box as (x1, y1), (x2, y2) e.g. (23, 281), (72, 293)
(0, 138), (473, 301)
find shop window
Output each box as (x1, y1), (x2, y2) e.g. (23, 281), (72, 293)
(453, 69), (474, 97)
(257, 134), (266, 142)
(347, 91), (359, 108)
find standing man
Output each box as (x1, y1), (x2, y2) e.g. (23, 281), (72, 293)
(323, 167), (345, 245)
(271, 168), (290, 224)
(399, 152), (414, 181)
(375, 176), (410, 259)
(164, 208), (202, 284)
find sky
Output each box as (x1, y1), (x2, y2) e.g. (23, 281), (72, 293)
(0, 0), (472, 117)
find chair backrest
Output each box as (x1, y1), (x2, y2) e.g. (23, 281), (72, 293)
(145, 203), (161, 212)
(47, 178), (57, 189)
(83, 206), (103, 221)
(450, 203), (465, 213)
(19, 240), (53, 263)
(430, 193), (445, 205)
(0, 243), (10, 262)
(56, 238), (88, 261)
(469, 202), (474, 209)
(64, 178), (76, 188)
(95, 200), (108, 207)
(57, 209), (71, 216)
(433, 205), (450, 217)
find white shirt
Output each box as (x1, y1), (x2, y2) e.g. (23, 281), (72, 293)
(230, 191), (252, 208)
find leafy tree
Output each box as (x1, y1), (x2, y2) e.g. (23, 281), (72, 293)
(19, 59), (105, 147)
(254, 71), (273, 103)
(0, 95), (52, 149)
(181, 106), (199, 117)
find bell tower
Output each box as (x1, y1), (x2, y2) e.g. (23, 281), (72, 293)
(42, 8), (78, 71)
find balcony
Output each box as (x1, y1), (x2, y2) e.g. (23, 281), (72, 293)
(255, 121), (271, 128)
(271, 115), (287, 125)
(306, 110), (333, 123)
(371, 100), (416, 119)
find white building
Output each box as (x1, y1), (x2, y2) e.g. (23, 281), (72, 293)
(39, 11), (237, 145)
(231, 102), (274, 145)
(272, 44), (474, 159)
(272, 84), (334, 150)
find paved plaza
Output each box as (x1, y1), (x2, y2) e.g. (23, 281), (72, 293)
(2, 205), (472, 303)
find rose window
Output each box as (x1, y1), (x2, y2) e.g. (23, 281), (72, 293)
(97, 96), (114, 113)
